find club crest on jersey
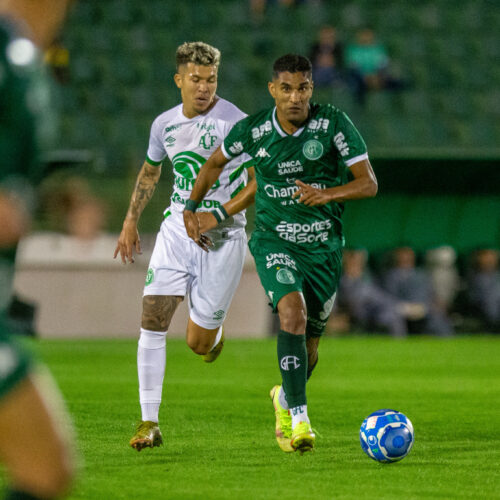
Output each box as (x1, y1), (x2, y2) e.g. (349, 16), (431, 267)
(145, 268), (154, 286)
(199, 133), (217, 150)
(302, 139), (323, 160)
(276, 267), (295, 284)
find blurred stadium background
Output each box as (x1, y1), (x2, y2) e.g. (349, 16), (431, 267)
(13, 0), (500, 337)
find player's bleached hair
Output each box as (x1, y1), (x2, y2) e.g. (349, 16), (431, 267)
(272, 54), (312, 79)
(175, 42), (221, 70)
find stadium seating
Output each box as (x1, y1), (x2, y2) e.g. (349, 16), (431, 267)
(50, 0), (499, 255)
(57, 0), (500, 166)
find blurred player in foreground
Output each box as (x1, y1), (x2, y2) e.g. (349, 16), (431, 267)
(0, 0), (76, 498)
(114, 42), (255, 451)
(185, 54), (377, 454)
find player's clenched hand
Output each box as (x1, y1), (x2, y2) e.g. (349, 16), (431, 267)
(114, 219), (142, 264)
(292, 180), (331, 206)
(184, 210), (212, 252)
(197, 211), (218, 233)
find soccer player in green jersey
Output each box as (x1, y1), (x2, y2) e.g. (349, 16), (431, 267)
(184, 54), (377, 454)
(0, 1), (76, 498)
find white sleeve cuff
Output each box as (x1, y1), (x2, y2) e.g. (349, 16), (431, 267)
(220, 142), (233, 160)
(345, 152), (369, 167)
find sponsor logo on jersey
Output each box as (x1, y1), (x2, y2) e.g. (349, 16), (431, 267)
(196, 122), (215, 132)
(199, 133), (217, 150)
(302, 139), (324, 160)
(307, 118), (329, 132)
(266, 252), (297, 270)
(171, 192), (221, 209)
(280, 355), (300, 371)
(256, 148), (270, 158)
(165, 136), (176, 147)
(228, 141), (244, 155)
(264, 182), (326, 199)
(276, 267), (296, 285)
(165, 125), (181, 133)
(277, 160), (303, 175)
(251, 120), (272, 141)
(145, 268), (154, 286)
(334, 132), (350, 156)
(275, 219), (332, 244)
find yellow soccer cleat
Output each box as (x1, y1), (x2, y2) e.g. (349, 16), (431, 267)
(130, 420), (163, 451)
(270, 385), (294, 453)
(203, 327), (225, 363)
(291, 421), (315, 454)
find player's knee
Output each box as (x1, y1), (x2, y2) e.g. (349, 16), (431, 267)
(279, 307), (307, 334)
(186, 336), (211, 355)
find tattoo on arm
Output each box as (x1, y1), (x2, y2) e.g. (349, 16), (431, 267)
(127, 165), (161, 221)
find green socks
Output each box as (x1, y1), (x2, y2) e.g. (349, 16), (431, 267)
(277, 330), (307, 408)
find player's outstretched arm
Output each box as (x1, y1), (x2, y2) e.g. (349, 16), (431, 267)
(293, 159), (378, 206)
(114, 161), (161, 264)
(197, 168), (257, 233)
(183, 147), (229, 247)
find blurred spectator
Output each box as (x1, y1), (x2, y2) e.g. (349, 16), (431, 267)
(338, 248), (407, 337)
(345, 27), (408, 105)
(425, 246), (460, 312)
(41, 176), (107, 241)
(382, 247), (454, 336)
(309, 25), (344, 87)
(466, 248), (500, 329)
(44, 36), (70, 85)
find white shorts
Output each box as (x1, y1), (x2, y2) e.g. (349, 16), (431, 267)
(143, 219), (247, 329)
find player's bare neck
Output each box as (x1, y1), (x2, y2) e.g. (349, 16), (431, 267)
(277, 115), (306, 135)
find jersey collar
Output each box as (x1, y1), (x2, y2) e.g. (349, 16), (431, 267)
(272, 107), (307, 138)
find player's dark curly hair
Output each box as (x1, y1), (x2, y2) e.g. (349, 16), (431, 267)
(272, 54), (312, 79)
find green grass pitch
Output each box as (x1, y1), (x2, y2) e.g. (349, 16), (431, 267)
(7, 336), (500, 499)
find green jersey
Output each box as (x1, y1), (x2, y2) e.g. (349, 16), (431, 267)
(222, 103), (368, 253)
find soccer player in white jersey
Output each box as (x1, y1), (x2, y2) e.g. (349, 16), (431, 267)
(114, 42), (255, 451)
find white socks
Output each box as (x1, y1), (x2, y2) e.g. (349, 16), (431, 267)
(291, 405), (310, 428)
(138, 328), (167, 423)
(280, 386), (310, 427)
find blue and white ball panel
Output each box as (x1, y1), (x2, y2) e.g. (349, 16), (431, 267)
(359, 409), (414, 463)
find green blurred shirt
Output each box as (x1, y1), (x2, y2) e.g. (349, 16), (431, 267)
(0, 18), (53, 321)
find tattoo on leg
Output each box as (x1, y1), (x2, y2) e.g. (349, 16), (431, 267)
(141, 295), (182, 331)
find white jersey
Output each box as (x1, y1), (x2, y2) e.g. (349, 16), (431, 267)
(147, 97), (251, 240)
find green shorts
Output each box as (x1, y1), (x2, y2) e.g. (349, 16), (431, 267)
(249, 232), (343, 337)
(0, 324), (31, 399)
